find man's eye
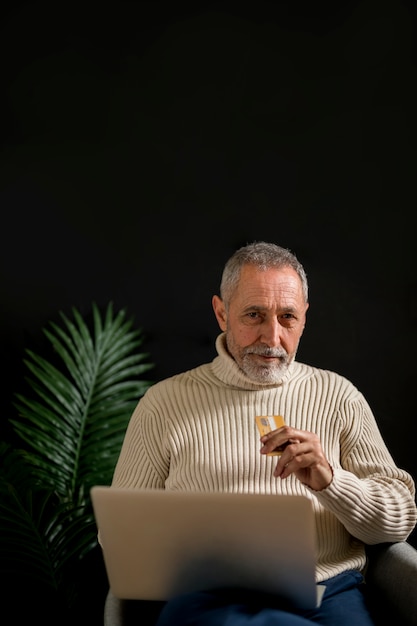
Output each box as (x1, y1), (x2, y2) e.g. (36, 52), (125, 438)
(282, 313), (295, 320)
(281, 314), (298, 326)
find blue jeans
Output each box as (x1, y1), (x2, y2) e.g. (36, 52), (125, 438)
(155, 571), (375, 626)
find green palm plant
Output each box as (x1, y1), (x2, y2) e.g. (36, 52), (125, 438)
(0, 302), (154, 623)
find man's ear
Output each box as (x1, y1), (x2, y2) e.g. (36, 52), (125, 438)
(212, 295), (227, 331)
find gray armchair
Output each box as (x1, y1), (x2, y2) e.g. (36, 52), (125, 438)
(364, 541), (417, 625)
(103, 542), (417, 626)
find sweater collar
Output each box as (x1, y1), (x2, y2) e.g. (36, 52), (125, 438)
(211, 333), (295, 390)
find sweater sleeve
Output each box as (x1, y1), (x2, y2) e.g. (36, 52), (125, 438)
(313, 388), (417, 544)
(111, 389), (170, 490)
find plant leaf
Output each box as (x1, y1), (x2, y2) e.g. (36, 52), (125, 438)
(11, 302), (154, 498)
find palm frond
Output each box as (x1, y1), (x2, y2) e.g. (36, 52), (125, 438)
(11, 301), (154, 497)
(1, 302), (155, 615)
(0, 443), (90, 590)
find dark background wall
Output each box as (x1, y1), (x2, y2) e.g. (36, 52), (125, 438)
(1, 0), (416, 551)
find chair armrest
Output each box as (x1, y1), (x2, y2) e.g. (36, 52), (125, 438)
(104, 590), (124, 626)
(104, 591), (165, 626)
(365, 541), (417, 626)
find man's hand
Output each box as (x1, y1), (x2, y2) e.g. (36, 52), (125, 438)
(260, 426), (333, 491)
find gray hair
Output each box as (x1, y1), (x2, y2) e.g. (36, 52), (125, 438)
(220, 241), (308, 307)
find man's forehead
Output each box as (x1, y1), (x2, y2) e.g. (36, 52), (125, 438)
(237, 265), (302, 292)
(234, 268), (304, 306)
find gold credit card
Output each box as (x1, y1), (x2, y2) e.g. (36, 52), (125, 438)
(255, 415), (286, 456)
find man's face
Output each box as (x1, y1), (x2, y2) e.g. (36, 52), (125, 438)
(212, 265), (309, 383)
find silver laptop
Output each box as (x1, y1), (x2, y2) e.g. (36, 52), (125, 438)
(91, 486), (319, 609)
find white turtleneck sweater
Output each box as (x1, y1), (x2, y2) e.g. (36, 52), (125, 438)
(111, 333), (417, 583)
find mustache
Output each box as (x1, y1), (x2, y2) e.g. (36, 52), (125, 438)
(244, 345), (288, 359)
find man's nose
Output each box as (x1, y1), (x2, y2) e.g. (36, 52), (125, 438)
(260, 319), (282, 346)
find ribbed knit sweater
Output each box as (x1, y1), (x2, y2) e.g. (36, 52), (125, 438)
(112, 333), (417, 583)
